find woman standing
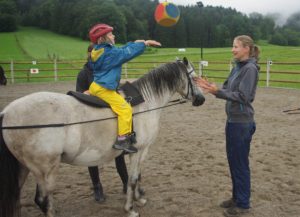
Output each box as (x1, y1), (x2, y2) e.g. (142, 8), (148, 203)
(196, 35), (260, 217)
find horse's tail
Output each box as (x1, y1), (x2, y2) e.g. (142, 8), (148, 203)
(0, 113), (21, 217)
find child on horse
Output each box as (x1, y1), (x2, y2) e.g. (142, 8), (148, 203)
(88, 23), (161, 153)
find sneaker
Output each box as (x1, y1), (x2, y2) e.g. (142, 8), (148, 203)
(113, 135), (138, 153)
(220, 198), (236, 208)
(128, 131), (137, 144)
(223, 206), (249, 217)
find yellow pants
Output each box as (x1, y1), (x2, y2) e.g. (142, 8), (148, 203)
(89, 82), (132, 136)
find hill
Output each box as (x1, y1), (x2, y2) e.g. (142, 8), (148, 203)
(1, 27), (300, 63)
(0, 27), (299, 89)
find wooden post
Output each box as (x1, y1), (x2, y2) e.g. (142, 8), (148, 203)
(124, 63), (128, 79)
(10, 59), (14, 84)
(54, 58), (58, 81)
(199, 61), (202, 77)
(266, 59), (272, 87)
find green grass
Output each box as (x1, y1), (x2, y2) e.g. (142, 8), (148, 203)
(13, 27), (90, 60)
(0, 32), (30, 60)
(0, 26), (300, 88)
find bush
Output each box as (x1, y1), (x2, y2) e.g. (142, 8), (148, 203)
(0, 14), (17, 32)
(269, 32), (288, 46)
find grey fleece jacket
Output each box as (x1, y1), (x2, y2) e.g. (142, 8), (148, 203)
(215, 58), (259, 123)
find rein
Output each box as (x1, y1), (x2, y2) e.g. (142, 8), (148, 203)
(282, 107), (300, 115)
(183, 68), (195, 99)
(1, 99), (187, 130)
(176, 60), (195, 100)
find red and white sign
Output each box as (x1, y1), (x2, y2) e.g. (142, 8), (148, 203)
(30, 68), (39, 74)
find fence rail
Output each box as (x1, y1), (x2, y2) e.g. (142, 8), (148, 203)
(1, 59), (300, 88)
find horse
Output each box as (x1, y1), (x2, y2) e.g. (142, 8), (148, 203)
(0, 57), (205, 217)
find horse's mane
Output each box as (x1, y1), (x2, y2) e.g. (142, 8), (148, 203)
(133, 62), (185, 98)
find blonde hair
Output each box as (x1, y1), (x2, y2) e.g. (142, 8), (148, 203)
(234, 35), (260, 60)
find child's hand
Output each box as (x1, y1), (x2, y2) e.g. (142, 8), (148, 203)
(134, 40), (161, 47)
(145, 40), (162, 47)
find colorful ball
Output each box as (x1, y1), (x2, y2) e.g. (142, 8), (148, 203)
(154, 2), (180, 27)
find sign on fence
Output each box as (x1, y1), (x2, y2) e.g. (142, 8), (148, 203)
(30, 68), (39, 74)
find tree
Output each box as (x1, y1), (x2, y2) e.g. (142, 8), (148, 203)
(283, 28), (300, 46)
(14, 0), (289, 47)
(269, 31), (288, 46)
(121, 7), (148, 41)
(174, 16), (187, 47)
(0, 0), (18, 32)
(285, 12), (300, 32)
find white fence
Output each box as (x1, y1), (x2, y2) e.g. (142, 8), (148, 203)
(1, 59), (300, 88)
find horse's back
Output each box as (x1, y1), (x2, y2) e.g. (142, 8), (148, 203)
(2, 91), (120, 166)
(3, 91), (113, 125)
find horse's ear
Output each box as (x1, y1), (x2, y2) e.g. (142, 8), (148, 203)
(183, 57), (188, 66)
(175, 56), (180, 61)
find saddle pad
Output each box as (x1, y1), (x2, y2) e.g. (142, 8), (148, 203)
(67, 82), (144, 108)
(67, 91), (110, 108)
(120, 81), (145, 106)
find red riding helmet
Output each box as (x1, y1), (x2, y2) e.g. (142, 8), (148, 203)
(89, 23), (113, 43)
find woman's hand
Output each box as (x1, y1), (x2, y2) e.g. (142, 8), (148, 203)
(194, 77), (218, 94)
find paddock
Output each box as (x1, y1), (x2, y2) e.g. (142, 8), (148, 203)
(0, 81), (299, 217)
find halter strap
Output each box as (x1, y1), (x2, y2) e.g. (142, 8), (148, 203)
(0, 100), (187, 130)
(177, 60), (195, 99)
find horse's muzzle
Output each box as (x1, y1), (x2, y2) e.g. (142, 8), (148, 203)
(192, 95), (205, 106)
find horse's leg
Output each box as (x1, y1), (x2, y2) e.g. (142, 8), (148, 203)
(88, 166), (105, 202)
(124, 151), (146, 217)
(31, 156), (60, 217)
(17, 165), (30, 212)
(135, 146), (151, 197)
(116, 153), (145, 196)
(115, 153), (128, 194)
(137, 173), (145, 196)
(133, 151), (147, 206)
(34, 184), (49, 214)
(19, 164), (29, 188)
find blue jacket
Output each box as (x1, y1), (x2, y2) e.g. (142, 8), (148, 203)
(90, 42), (146, 90)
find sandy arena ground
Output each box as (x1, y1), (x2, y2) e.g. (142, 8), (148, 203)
(0, 81), (300, 217)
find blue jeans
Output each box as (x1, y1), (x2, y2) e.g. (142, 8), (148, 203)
(225, 122), (256, 209)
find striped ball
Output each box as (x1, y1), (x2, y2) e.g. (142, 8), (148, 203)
(154, 2), (180, 27)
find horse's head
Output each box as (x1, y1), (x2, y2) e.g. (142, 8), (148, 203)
(177, 57), (205, 106)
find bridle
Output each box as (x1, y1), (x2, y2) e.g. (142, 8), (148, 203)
(177, 60), (195, 100)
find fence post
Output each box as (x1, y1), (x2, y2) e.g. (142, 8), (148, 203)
(124, 63), (128, 79)
(199, 61), (202, 77)
(266, 59), (272, 87)
(10, 59), (14, 84)
(54, 58), (58, 81)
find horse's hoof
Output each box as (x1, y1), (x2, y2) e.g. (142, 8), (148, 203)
(94, 193), (106, 203)
(123, 185), (127, 194)
(136, 198), (147, 207)
(95, 197), (106, 203)
(128, 210), (139, 217)
(138, 187), (145, 196)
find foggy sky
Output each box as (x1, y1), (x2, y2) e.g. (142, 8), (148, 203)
(166, 0), (299, 20)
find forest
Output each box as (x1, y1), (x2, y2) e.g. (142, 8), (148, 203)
(1, 0), (300, 47)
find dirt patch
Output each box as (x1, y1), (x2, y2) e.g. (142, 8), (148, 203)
(1, 82), (300, 217)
